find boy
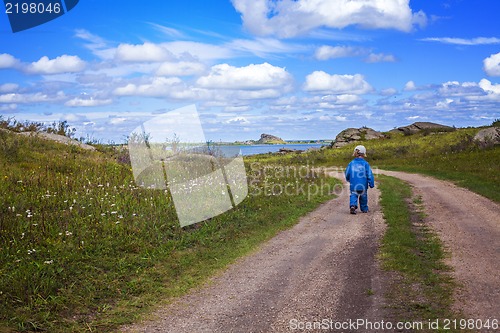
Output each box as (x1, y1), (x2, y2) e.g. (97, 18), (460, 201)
(345, 145), (374, 214)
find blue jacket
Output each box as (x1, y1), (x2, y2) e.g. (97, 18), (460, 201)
(345, 157), (374, 192)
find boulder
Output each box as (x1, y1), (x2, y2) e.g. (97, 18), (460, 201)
(18, 131), (96, 150)
(332, 127), (385, 148)
(390, 122), (454, 135)
(256, 133), (286, 144)
(473, 127), (500, 145)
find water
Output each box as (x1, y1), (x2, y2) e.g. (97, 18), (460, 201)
(237, 143), (326, 156)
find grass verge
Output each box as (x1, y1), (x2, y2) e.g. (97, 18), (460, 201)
(378, 174), (462, 332)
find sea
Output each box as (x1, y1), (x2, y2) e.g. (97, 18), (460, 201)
(237, 143), (326, 156)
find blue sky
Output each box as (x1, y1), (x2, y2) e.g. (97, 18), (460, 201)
(1, 0), (499, 142)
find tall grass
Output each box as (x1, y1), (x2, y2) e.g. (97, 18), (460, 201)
(0, 129), (338, 332)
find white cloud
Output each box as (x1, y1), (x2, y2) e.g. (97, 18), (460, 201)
(162, 41), (235, 61)
(231, 0), (425, 38)
(303, 71), (373, 94)
(479, 79), (500, 96)
(0, 103), (17, 111)
(0, 83), (19, 93)
(420, 37), (500, 45)
(404, 80), (417, 91)
(149, 23), (186, 39)
(113, 77), (184, 97)
(196, 63), (292, 90)
(228, 38), (307, 58)
(74, 29), (114, 60)
(115, 42), (173, 62)
(483, 52), (500, 77)
(156, 61), (206, 76)
(380, 88), (398, 96)
(0, 53), (20, 68)
(65, 98), (113, 107)
(26, 55), (86, 75)
(225, 115), (251, 122)
(364, 53), (396, 63)
(0, 92), (66, 103)
(315, 45), (366, 60)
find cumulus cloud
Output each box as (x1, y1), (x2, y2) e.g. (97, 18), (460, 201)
(404, 80), (417, 91)
(479, 79), (500, 96)
(483, 52), (500, 77)
(303, 71), (373, 94)
(196, 63), (292, 90)
(113, 77), (183, 97)
(231, 0), (426, 38)
(115, 42), (174, 62)
(0, 53), (20, 68)
(26, 55), (86, 75)
(156, 61), (206, 76)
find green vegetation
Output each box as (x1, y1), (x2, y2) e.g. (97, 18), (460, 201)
(251, 126), (500, 202)
(378, 175), (459, 331)
(0, 129), (338, 332)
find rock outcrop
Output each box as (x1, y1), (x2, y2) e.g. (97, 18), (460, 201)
(473, 127), (500, 145)
(256, 133), (286, 144)
(332, 127), (385, 148)
(17, 131), (96, 150)
(390, 122), (454, 135)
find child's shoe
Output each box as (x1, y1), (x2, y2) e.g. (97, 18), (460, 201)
(350, 206), (357, 214)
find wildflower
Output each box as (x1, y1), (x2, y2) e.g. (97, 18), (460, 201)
(27, 249), (36, 254)
(115, 221), (120, 224)
(65, 231), (72, 236)
(111, 211), (117, 214)
(44, 260), (53, 265)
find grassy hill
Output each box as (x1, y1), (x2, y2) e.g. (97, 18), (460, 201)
(249, 126), (500, 202)
(0, 128), (337, 332)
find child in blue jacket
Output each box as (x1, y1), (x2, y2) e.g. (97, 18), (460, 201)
(345, 145), (374, 214)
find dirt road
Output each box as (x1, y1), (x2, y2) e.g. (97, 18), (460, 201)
(122, 170), (499, 332)
(122, 172), (387, 332)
